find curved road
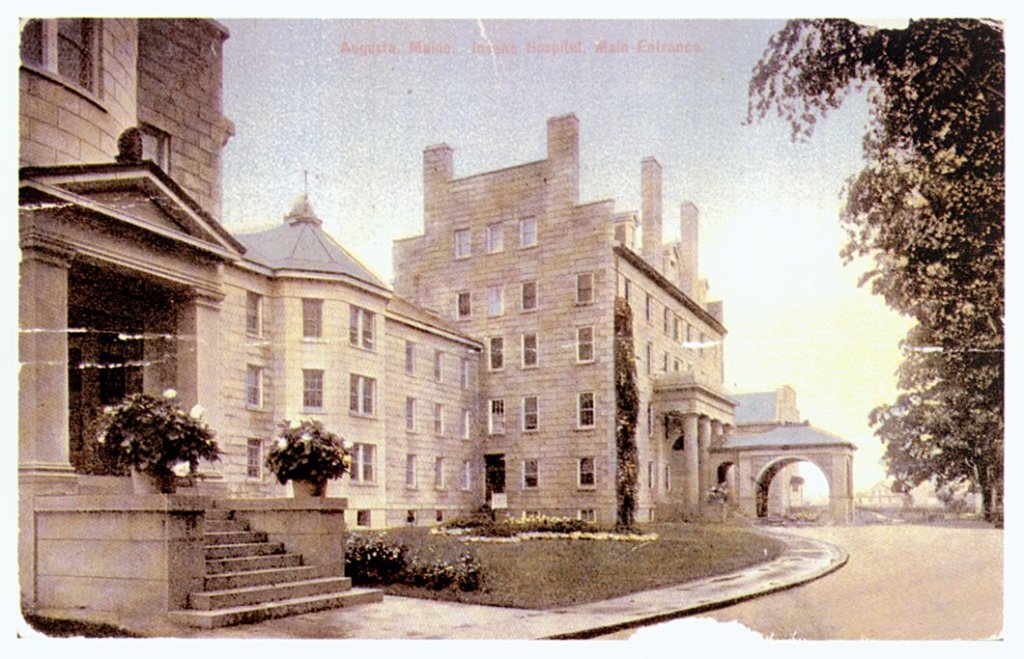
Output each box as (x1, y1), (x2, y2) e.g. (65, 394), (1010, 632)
(623, 523), (1003, 640)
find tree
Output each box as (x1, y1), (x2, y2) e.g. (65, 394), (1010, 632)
(614, 297), (639, 529)
(748, 19), (1004, 523)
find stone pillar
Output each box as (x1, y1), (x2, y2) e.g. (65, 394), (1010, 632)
(19, 241), (79, 609)
(683, 413), (699, 515)
(175, 289), (222, 415)
(698, 416), (712, 510)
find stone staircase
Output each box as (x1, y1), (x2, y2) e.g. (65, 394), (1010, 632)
(169, 509), (381, 628)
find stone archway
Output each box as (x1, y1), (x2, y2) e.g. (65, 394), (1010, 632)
(754, 456), (828, 518)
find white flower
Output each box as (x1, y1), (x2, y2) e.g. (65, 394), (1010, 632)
(189, 404), (204, 420)
(342, 439), (354, 451)
(102, 406), (114, 416)
(275, 437), (288, 450)
(172, 462), (192, 477)
(300, 433), (312, 443)
(289, 419), (302, 430)
(97, 432), (106, 445)
(162, 388), (178, 400)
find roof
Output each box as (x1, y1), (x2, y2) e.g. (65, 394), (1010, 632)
(235, 194), (386, 289)
(720, 422), (857, 451)
(386, 295), (480, 347)
(732, 392), (779, 424)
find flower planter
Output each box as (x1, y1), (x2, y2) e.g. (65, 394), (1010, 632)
(131, 468), (176, 494)
(292, 479), (326, 498)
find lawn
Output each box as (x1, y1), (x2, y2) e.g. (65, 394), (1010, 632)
(362, 522), (786, 609)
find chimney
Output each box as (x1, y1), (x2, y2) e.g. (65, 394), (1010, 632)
(679, 201), (700, 297)
(546, 114), (579, 207)
(641, 157), (662, 266)
(423, 143), (453, 232)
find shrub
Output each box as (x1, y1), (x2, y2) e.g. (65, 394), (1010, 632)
(345, 533), (408, 585)
(345, 532), (483, 592)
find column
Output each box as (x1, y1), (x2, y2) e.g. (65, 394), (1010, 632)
(698, 416), (712, 511)
(176, 289), (225, 486)
(683, 413), (699, 515)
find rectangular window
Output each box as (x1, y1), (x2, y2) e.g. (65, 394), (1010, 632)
(454, 228), (471, 259)
(405, 341), (415, 374)
(578, 457), (596, 487)
(674, 359), (682, 372)
(576, 272), (594, 304)
(456, 291), (472, 320)
(645, 294), (652, 323)
(576, 327), (594, 363)
(521, 281), (537, 311)
(663, 308), (671, 335)
(578, 509), (596, 523)
(647, 402), (654, 436)
(523, 459), (539, 489)
(663, 352), (669, 372)
(647, 461), (654, 490)
(461, 408), (471, 440)
(436, 510), (445, 523)
(664, 465), (671, 491)
(489, 337), (504, 370)
(461, 460), (472, 490)
(57, 19), (96, 90)
(434, 403), (444, 436)
(246, 439), (262, 479)
(489, 399), (505, 435)
(349, 306), (375, 350)
(406, 397), (417, 431)
(351, 443), (376, 483)
(487, 285), (504, 317)
(302, 298), (323, 339)
(673, 316), (681, 342)
(349, 374), (375, 416)
(406, 454), (417, 488)
(461, 358), (470, 389)
(519, 217), (538, 247)
(303, 369), (323, 411)
(578, 392), (595, 428)
(246, 292), (262, 336)
(522, 395), (539, 432)
(522, 332), (538, 368)
(434, 457), (446, 489)
(646, 343), (653, 376)
(486, 223), (504, 254)
(623, 278), (632, 301)
(434, 350), (443, 382)
(245, 365), (263, 409)
(687, 324), (694, 343)
(356, 510), (371, 527)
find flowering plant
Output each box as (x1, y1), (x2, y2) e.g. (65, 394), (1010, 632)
(264, 419), (351, 495)
(97, 389), (219, 491)
(707, 484), (729, 504)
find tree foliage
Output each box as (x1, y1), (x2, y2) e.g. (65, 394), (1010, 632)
(748, 19), (1004, 522)
(614, 297), (640, 530)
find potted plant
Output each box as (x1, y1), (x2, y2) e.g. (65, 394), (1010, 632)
(97, 389), (220, 494)
(265, 419), (352, 497)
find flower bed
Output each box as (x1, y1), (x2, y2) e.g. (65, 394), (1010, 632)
(434, 513), (658, 543)
(345, 532), (482, 592)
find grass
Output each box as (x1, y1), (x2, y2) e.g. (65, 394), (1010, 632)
(21, 613), (143, 638)
(364, 522), (786, 609)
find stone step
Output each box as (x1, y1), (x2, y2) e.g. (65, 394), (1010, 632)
(169, 588), (383, 629)
(189, 576), (353, 610)
(204, 530), (268, 545)
(203, 564), (336, 591)
(204, 542), (285, 561)
(205, 553), (304, 574)
(204, 519), (248, 533)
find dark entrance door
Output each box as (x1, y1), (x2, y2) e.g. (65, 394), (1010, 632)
(484, 453), (506, 501)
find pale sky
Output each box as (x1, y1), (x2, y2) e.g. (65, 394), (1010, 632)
(218, 18), (914, 495)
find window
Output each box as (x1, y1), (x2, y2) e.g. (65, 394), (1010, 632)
(576, 272), (594, 304)
(349, 374), (375, 416)
(663, 352), (669, 372)
(434, 403), (444, 435)
(406, 454), (417, 488)
(623, 278), (632, 301)
(686, 324), (694, 343)
(523, 459), (539, 488)
(673, 316), (681, 342)
(645, 294), (653, 323)
(356, 510), (371, 527)
(647, 461), (654, 490)
(454, 228), (471, 259)
(302, 298), (323, 339)
(674, 359), (681, 372)
(487, 285), (504, 317)
(646, 343), (653, 376)
(349, 306), (375, 350)
(246, 439), (262, 479)
(664, 465), (671, 491)
(489, 399), (505, 435)
(578, 457), (596, 487)
(578, 392), (595, 428)
(303, 369), (323, 411)
(461, 460), (472, 490)
(245, 365), (263, 409)
(519, 217), (538, 247)
(461, 358), (470, 389)
(521, 332), (538, 368)
(522, 396), (539, 431)
(576, 327), (594, 363)
(436, 510), (445, 523)
(647, 403), (654, 436)
(456, 291), (472, 320)
(407, 510), (417, 525)
(21, 19), (98, 93)
(486, 223), (504, 253)
(406, 397), (416, 431)
(663, 308), (671, 335)
(489, 337), (504, 370)
(405, 341), (415, 374)
(246, 292), (262, 336)
(350, 443), (376, 483)
(434, 457), (446, 489)
(521, 281), (537, 311)
(461, 408), (472, 439)
(578, 509), (596, 523)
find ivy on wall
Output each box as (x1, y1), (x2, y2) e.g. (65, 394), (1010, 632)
(614, 296), (639, 529)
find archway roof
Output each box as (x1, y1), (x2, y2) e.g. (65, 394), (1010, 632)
(721, 422), (856, 451)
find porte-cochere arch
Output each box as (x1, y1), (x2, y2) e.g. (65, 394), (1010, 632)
(710, 422), (856, 523)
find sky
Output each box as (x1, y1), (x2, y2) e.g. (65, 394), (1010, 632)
(217, 18), (917, 497)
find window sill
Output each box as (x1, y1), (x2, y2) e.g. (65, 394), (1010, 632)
(246, 404), (263, 411)
(576, 359), (595, 365)
(349, 412), (378, 420)
(575, 426), (596, 432)
(518, 243), (538, 251)
(348, 343), (377, 353)
(349, 481), (377, 487)
(520, 308), (538, 314)
(521, 363), (539, 370)
(303, 409), (326, 415)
